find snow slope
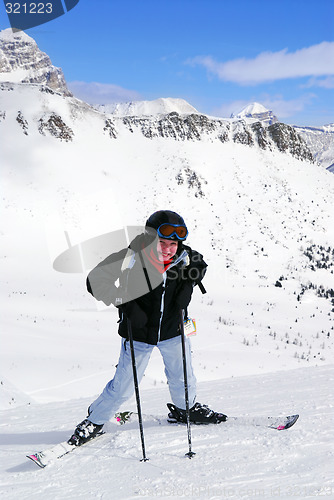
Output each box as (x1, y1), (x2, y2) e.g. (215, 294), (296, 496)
(1, 119), (333, 399)
(1, 79), (334, 400)
(1, 366), (333, 499)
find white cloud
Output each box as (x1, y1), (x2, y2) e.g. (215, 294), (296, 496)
(67, 81), (142, 104)
(188, 42), (334, 85)
(212, 94), (317, 120)
(261, 94), (317, 118)
(302, 76), (334, 89)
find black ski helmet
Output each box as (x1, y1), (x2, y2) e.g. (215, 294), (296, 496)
(145, 210), (188, 241)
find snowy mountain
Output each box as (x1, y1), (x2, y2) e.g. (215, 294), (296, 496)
(97, 97), (199, 116)
(1, 29), (334, 497)
(294, 123), (334, 170)
(230, 102), (334, 170)
(0, 28), (72, 96)
(231, 102), (278, 125)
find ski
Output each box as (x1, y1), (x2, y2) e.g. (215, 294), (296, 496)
(167, 413), (299, 430)
(26, 431), (105, 468)
(117, 410), (299, 431)
(224, 414), (299, 430)
(27, 441), (75, 468)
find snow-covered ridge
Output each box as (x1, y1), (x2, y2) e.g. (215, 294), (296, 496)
(97, 97), (199, 116)
(300, 123), (334, 133)
(294, 124), (334, 169)
(0, 82), (314, 163)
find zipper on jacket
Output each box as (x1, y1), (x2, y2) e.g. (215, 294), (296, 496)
(157, 273), (167, 343)
(156, 250), (188, 343)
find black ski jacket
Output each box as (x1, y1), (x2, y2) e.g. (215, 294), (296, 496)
(86, 233), (207, 345)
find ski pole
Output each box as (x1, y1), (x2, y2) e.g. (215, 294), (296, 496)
(179, 309), (196, 459)
(127, 318), (149, 462)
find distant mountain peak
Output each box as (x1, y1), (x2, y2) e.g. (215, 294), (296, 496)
(239, 102), (269, 115)
(231, 102), (278, 125)
(97, 97), (199, 117)
(0, 28), (72, 96)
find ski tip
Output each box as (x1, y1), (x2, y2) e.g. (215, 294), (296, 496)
(285, 414), (299, 429)
(278, 414), (299, 430)
(26, 453), (46, 468)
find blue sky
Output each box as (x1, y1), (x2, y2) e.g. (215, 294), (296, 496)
(1, 0), (334, 126)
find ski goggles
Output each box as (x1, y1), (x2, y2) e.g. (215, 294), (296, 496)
(157, 223), (188, 241)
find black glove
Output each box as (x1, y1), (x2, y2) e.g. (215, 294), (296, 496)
(123, 301), (148, 328)
(182, 247), (207, 286)
(175, 281), (194, 310)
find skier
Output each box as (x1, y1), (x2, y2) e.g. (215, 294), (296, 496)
(68, 210), (227, 446)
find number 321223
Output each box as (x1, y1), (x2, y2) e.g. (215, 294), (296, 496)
(6, 3), (53, 14)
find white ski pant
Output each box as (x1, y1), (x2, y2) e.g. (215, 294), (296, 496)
(88, 335), (197, 425)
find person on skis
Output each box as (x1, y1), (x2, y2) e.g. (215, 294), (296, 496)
(69, 210), (226, 446)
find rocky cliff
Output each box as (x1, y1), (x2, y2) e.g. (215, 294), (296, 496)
(0, 28), (72, 96)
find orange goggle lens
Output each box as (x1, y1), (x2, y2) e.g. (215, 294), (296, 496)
(157, 223), (188, 240)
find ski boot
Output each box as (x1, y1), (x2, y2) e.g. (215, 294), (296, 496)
(68, 419), (104, 446)
(167, 402), (227, 424)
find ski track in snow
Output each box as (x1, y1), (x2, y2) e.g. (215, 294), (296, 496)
(1, 365), (333, 500)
